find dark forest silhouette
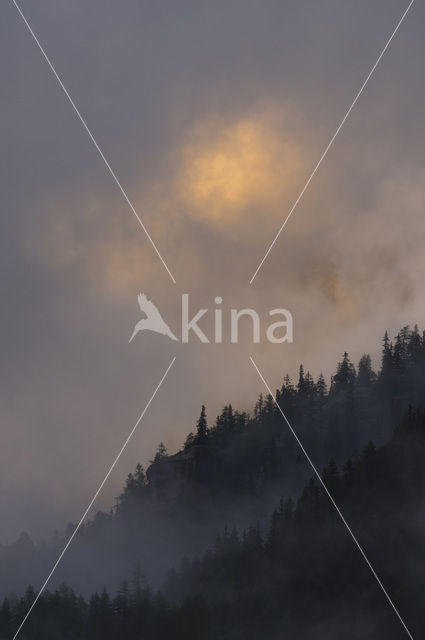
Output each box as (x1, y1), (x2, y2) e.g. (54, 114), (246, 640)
(2, 325), (425, 639)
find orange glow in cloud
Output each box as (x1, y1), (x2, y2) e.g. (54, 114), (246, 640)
(179, 116), (303, 223)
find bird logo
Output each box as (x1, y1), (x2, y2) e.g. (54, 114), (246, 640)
(129, 293), (179, 343)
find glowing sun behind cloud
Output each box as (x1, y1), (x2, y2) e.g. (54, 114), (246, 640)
(179, 116), (303, 223)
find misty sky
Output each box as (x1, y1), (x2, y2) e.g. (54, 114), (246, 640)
(1, 0), (424, 542)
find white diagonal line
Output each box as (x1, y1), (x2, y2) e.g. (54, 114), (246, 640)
(249, 356), (414, 640)
(12, 0), (176, 285)
(12, 356), (176, 640)
(250, 0), (414, 284)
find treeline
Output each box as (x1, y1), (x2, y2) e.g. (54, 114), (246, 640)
(117, 325), (425, 511)
(4, 408), (425, 639)
(2, 325), (425, 633)
(160, 408), (425, 638)
(0, 581), (210, 640)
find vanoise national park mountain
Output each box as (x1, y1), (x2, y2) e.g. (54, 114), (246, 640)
(2, 325), (425, 639)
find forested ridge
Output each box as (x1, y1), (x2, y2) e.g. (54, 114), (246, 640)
(2, 325), (425, 639)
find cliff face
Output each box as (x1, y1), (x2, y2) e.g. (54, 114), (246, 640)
(146, 446), (206, 502)
(144, 431), (295, 520)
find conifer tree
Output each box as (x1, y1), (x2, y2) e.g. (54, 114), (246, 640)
(316, 373), (327, 398)
(153, 442), (167, 463)
(283, 374), (293, 390)
(184, 431), (195, 449)
(381, 331), (393, 374)
(196, 405), (208, 442)
(408, 324), (421, 363)
(304, 371), (315, 397)
(297, 364), (305, 394)
(357, 354), (376, 387)
(256, 394), (264, 418)
(333, 352), (356, 391)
